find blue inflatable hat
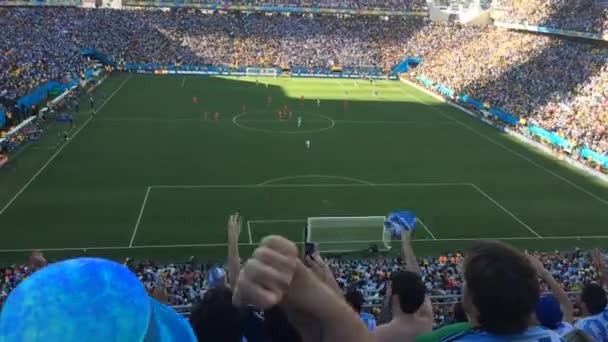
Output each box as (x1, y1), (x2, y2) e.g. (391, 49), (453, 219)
(145, 298), (196, 342)
(0, 257), (196, 342)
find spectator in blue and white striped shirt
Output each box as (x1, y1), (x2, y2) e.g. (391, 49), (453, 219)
(576, 284), (608, 342)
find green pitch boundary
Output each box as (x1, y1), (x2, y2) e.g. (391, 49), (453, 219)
(2, 236), (608, 253)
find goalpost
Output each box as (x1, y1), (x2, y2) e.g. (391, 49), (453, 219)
(245, 67), (279, 78)
(306, 216), (392, 252)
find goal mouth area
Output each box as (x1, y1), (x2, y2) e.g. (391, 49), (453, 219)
(306, 216), (391, 253)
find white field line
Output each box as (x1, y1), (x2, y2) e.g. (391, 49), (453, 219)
(401, 80), (608, 207)
(417, 218), (437, 240)
(5, 235), (608, 253)
(258, 174), (373, 186)
(181, 76), (187, 88)
(247, 221), (253, 244)
(248, 219), (307, 223)
(470, 183), (542, 238)
(97, 116), (458, 126)
(152, 182), (471, 189)
(0, 75), (133, 218)
(130, 186), (152, 247)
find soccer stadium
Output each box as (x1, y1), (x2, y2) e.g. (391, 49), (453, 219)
(1, 1), (608, 341)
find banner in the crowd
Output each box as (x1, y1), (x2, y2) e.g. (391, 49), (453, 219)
(580, 147), (608, 168)
(122, 0), (428, 16)
(15, 67), (96, 111)
(494, 22), (606, 42)
(0, 0), (81, 6)
(0, 110), (5, 128)
(81, 49), (115, 67)
(460, 95), (484, 110)
(528, 125), (573, 150)
(392, 58), (421, 74)
(124, 63), (389, 79)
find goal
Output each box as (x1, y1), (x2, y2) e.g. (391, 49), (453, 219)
(306, 216), (391, 253)
(245, 67), (279, 77)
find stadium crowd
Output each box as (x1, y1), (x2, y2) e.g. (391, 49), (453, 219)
(1, 245), (604, 326)
(3, 7), (607, 161)
(0, 8), (423, 104)
(408, 24), (608, 157)
(151, 0), (429, 11)
(494, 0), (608, 34)
(2, 213), (608, 341)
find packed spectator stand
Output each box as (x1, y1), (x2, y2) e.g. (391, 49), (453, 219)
(126, 0), (430, 11)
(0, 247), (602, 321)
(2, 3), (608, 340)
(2, 6), (608, 167)
(494, 0), (608, 34)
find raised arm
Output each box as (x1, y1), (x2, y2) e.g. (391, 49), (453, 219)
(227, 213), (241, 288)
(305, 251), (342, 295)
(593, 249), (608, 288)
(527, 254), (574, 323)
(401, 229), (419, 273)
(401, 229), (432, 321)
(233, 236), (374, 342)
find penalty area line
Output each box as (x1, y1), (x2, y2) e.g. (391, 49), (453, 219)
(130, 186), (152, 247)
(469, 183), (542, 238)
(417, 218), (437, 240)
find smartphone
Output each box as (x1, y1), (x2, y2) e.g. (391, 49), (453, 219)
(305, 242), (316, 256)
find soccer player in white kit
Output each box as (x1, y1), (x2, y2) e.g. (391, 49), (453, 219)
(317, 99), (321, 107)
(297, 117), (302, 127)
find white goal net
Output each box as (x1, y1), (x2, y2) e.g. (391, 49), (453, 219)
(306, 216), (391, 253)
(245, 67), (279, 77)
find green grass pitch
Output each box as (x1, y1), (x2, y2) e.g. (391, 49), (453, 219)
(0, 73), (607, 263)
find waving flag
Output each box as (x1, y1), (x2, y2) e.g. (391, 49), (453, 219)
(384, 211), (417, 237)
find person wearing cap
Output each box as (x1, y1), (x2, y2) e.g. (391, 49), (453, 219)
(527, 254), (575, 336)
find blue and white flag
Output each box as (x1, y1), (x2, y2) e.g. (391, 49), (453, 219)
(384, 211), (417, 237)
(206, 266), (226, 289)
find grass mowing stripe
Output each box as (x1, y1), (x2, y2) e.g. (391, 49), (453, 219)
(0, 74), (133, 218)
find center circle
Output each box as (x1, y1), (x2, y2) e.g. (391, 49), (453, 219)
(232, 111), (335, 134)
